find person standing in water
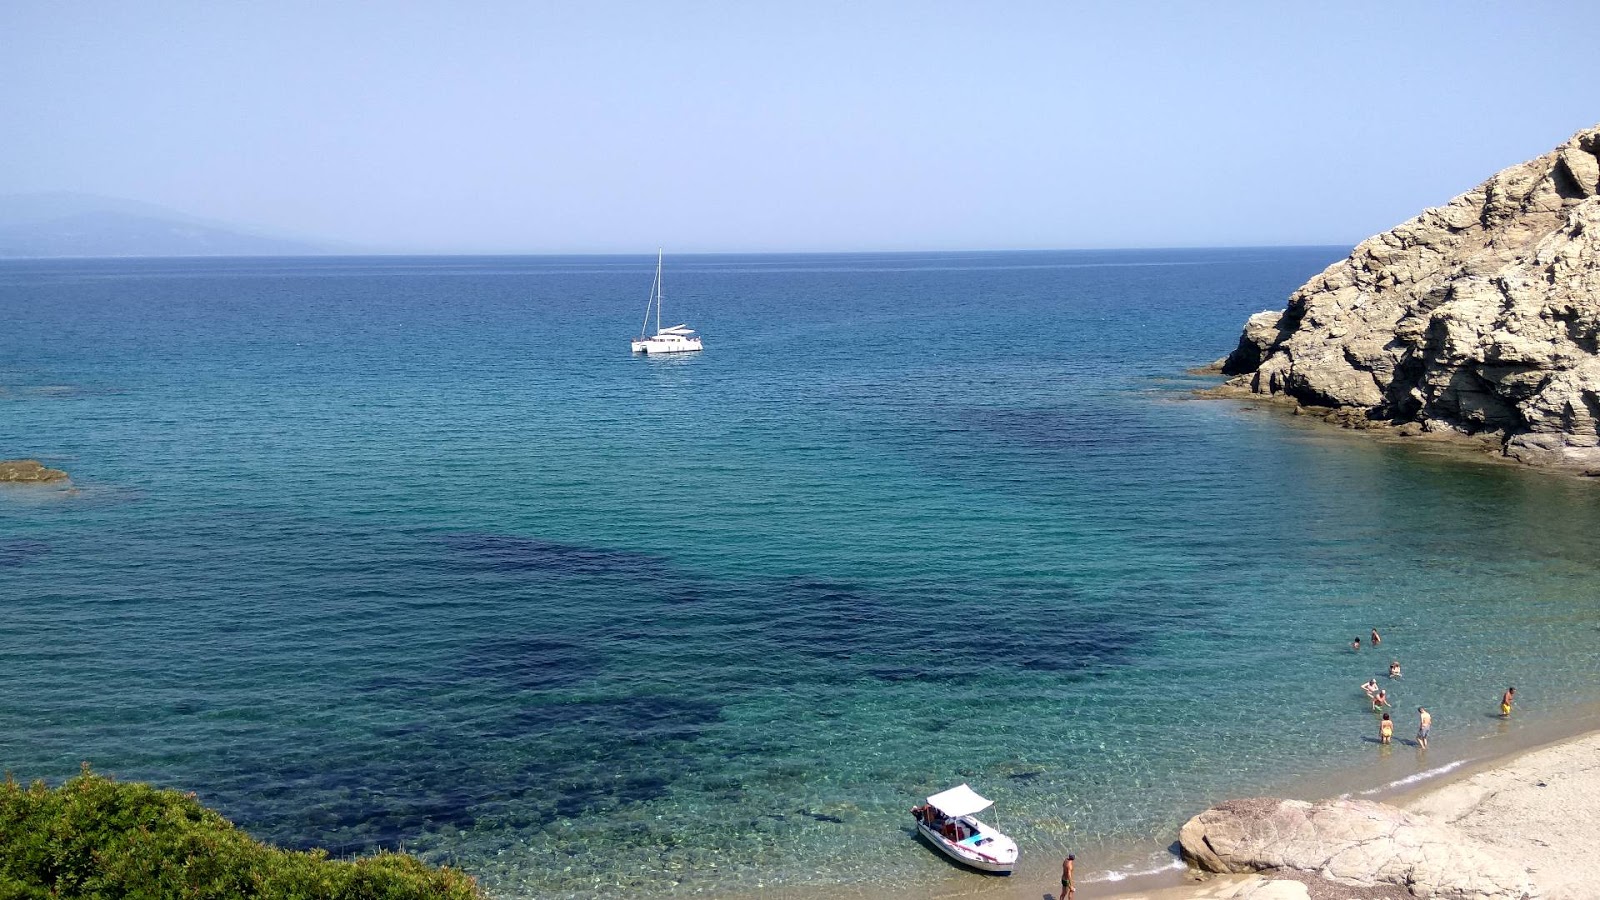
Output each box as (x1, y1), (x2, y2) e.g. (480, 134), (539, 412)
(1351, 636), (1362, 652)
(1380, 712), (1394, 744)
(1501, 686), (1516, 718)
(1371, 628), (1382, 646)
(1060, 854), (1075, 900)
(1417, 707), (1431, 749)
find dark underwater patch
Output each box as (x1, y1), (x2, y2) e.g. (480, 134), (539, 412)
(218, 693), (721, 855)
(456, 635), (600, 692)
(438, 533), (671, 579)
(732, 577), (1144, 685)
(0, 539), (49, 567)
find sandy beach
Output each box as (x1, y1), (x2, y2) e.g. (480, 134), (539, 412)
(732, 722), (1600, 900)
(1095, 728), (1600, 900)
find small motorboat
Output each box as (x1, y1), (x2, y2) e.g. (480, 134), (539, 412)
(911, 783), (1019, 874)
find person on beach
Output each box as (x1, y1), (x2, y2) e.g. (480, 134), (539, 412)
(1380, 712), (1394, 744)
(1352, 636), (1362, 651)
(1501, 686), (1516, 718)
(1060, 854), (1075, 900)
(1371, 628), (1382, 646)
(1389, 660), (1402, 679)
(1417, 707), (1431, 749)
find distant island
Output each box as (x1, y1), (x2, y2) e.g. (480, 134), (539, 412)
(1211, 123), (1600, 474)
(0, 192), (340, 258)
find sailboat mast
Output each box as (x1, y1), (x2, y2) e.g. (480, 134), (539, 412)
(655, 249), (663, 335)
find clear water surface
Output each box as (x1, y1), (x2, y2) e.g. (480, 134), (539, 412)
(4, 250), (1599, 896)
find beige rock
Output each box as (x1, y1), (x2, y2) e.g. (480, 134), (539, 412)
(1178, 797), (1534, 900)
(0, 459), (69, 483)
(1217, 123), (1600, 473)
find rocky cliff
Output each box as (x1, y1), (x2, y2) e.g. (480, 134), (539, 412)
(1218, 124), (1600, 473)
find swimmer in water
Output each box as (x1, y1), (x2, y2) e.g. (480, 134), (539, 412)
(1389, 660), (1402, 679)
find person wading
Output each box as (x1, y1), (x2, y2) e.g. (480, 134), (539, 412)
(1417, 707), (1431, 749)
(1059, 854), (1075, 900)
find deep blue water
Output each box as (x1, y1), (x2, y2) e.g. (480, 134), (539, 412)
(4, 250), (1600, 897)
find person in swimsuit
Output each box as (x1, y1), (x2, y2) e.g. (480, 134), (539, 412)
(1380, 712), (1393, 744)
(1371, 628), (1381, 646)
(1501, 686), (1515, 718)
(1372, 688), (1388, 711)
(1417, 707), (1431, 749)
(1060, 854), (1075, 900)
(1388, 660), (1401, 678)
(1351, 636), (1361, 651)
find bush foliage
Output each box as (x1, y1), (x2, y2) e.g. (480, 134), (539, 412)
(0, 766), (484, 900)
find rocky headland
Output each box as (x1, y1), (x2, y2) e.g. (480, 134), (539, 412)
(1213, 124), (1600, 474)
(0, 458), (69, 483)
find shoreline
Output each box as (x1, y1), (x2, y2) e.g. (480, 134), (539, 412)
(715, 705), (1600, 900)
(1192, 381), (1600, 482)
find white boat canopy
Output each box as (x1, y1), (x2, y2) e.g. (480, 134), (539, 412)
(926, 784), (993, 818)
(658, 325), (696, 335)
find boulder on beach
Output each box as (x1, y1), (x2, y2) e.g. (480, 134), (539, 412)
(1214, 123), (1600, 474)
(0, 459), (69, 483)
(1179, 797), (1534, 899)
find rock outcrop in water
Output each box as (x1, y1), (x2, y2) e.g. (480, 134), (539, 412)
(1179, 797), (1535, 899)
(1217, 124), (1600, 473)
(0, 459), (69, 483)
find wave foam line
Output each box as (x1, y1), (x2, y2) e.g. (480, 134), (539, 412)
(1087, 856), (1186, 883)
(1357, 758), (1471, 796)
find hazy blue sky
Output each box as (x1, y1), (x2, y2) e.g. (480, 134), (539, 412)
(4, 2), (1597, 253)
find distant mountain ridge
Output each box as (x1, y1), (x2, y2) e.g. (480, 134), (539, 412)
(0, 192), (341, 258)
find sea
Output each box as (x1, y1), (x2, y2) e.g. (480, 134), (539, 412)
(4, 249), (1600, 898)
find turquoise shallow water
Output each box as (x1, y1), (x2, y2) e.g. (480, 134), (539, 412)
(4, 250), (1600, 897)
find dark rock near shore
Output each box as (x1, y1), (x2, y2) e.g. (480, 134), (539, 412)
(0, 459), (69, 483)
(1215, 124), (1600, 473)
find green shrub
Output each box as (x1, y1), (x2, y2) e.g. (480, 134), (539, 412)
(0, 766), (484, 900)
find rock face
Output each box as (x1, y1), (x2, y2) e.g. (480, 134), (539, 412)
(0, 459), (69, 483)
(1179, 797), (1534, 899)
(1220, 124), (1600, 472)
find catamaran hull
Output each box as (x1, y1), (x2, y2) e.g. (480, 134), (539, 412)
(631, 339), (703, 354)
(914, 820), (1015, 874)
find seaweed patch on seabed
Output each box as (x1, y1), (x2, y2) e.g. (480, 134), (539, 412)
(0, 383), (111, 400)
(0, 539), (49, 567)
(218, 694), (723, 855)
(437, 532), (674, 579)
(737, 577), (1145, 684)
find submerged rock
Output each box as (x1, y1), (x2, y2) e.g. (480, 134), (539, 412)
(1179, 797), (1534, 899)
(0, 459), (69, 483)
(1216, 123), (1600, 473)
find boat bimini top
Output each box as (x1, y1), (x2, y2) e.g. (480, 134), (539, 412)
(926, 784), (994, 819)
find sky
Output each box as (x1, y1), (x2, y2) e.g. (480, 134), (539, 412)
(3, 1), (1598, 254)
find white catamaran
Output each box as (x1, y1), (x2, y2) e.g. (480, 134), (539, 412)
(630, 250), (703, 354)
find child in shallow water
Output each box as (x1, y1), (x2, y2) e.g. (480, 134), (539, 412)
(1379, 713), (1394, 744)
